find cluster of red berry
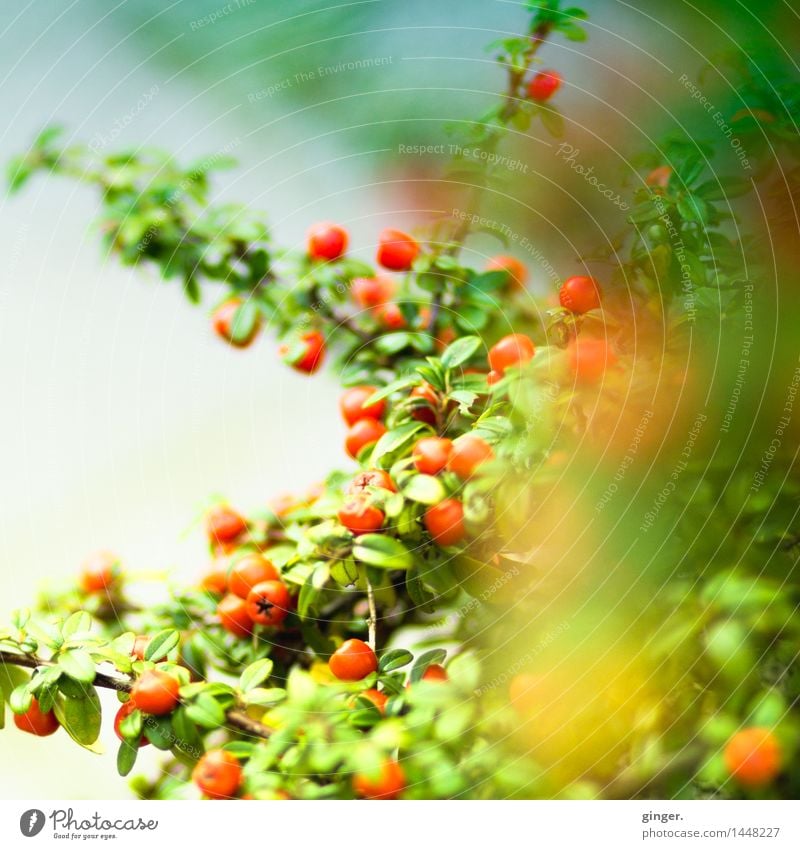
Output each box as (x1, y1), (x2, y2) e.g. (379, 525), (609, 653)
(210, 223), (423, 370)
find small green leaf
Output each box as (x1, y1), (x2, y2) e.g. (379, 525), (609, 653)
(117, 740), (139, 776)
(231, 300), (259, 344)
(119, 707), (143, 740)
(142, 715), (175, 750)
(58, 649), (96, 683)
(379, 649), (413, 672)
(62, 611), (92, 638)
(363, 376), (418, 406)
(353, 535), (413, 570)
(9, 683), (33, 714)
(370, 422), (426, 465)
(239, 658), (274, 693)
(59, 687), (102, 748)
(557, 20), (587, 40)
(400, 474), (446, 505)
(298, 562), (329, 619)
(677, 194), (709, 224)
(244, 687), (286, 706)
(29, 666), (62, 693)
(185, 694), (225, 729)
(441, 335), (482, 369)
(144, 629), (180, 663)
(330, 558), (360, 587)
(375, 332), (414, 355)
(410, 649), (448, 682)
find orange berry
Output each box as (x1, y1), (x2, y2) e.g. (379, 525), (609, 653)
(486, 255), (528, 288)
(307, 222), (348, 261)
(724, 728), (782, 788)
(329, 639), (378, 681)
(345, 419), (387, 459)
(353, 759), (406, 799)
(340, 386), (386, 426)
(447, 435), (494, 479)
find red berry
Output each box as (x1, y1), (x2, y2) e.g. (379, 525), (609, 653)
(130, 670), (181, 716)
(488, 334), (536, 374)
(416, 306), (432, 329)
(424, 499), (466, 546)
(307, 221), (348, 261)
(193, 749), (243, 800)
(377, 302), (407, 330)
(434, 326), (457, 352)
(338, 498), (385, 535)
(421, 663), (448, 682)
(353, 759), (406, 800)
(113, 701), (149, 746)
(329, 639), (378, 681)
(246, 580), (292, 627)
(217, 593), (253, 638)
(559, 275), (602, 313)
(211, 298), (260, 348)
(205, 506), (247, 546)
(412, 437), (453, 475)
(527, 69), (562, 102)
(131, 635), (150, 661)
(340, 386), (386, 426)
(486, 255), (528, 288)
(409, 383), (438, 426)
(724, 728), (782, 788)
(487, 369), (503, 386)
(351, 275), (395, 308)
(447, 435), (494, 479)
(377, 228), (419, 271)
(345, 419), (387, 459)
(567, 338), (616, 383)
(347, 470), (396, 494)
(79, 551), (118, 594)
(646, 165), (672, 189)
(359, 688), (388, 714)
(200, 565), (229, 595)
(280, 330), (326, 374)
(14, 698), (59, 737)
(228, 554), (280, 600)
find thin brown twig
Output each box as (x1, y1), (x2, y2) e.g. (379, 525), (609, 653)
(0, 649), (272, 740)
(365, 579), (377, 650)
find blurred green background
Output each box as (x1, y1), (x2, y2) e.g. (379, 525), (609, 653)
(1, 0), (797, 798)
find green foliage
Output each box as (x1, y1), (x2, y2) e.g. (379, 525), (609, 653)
(2, 1), (799, 804)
